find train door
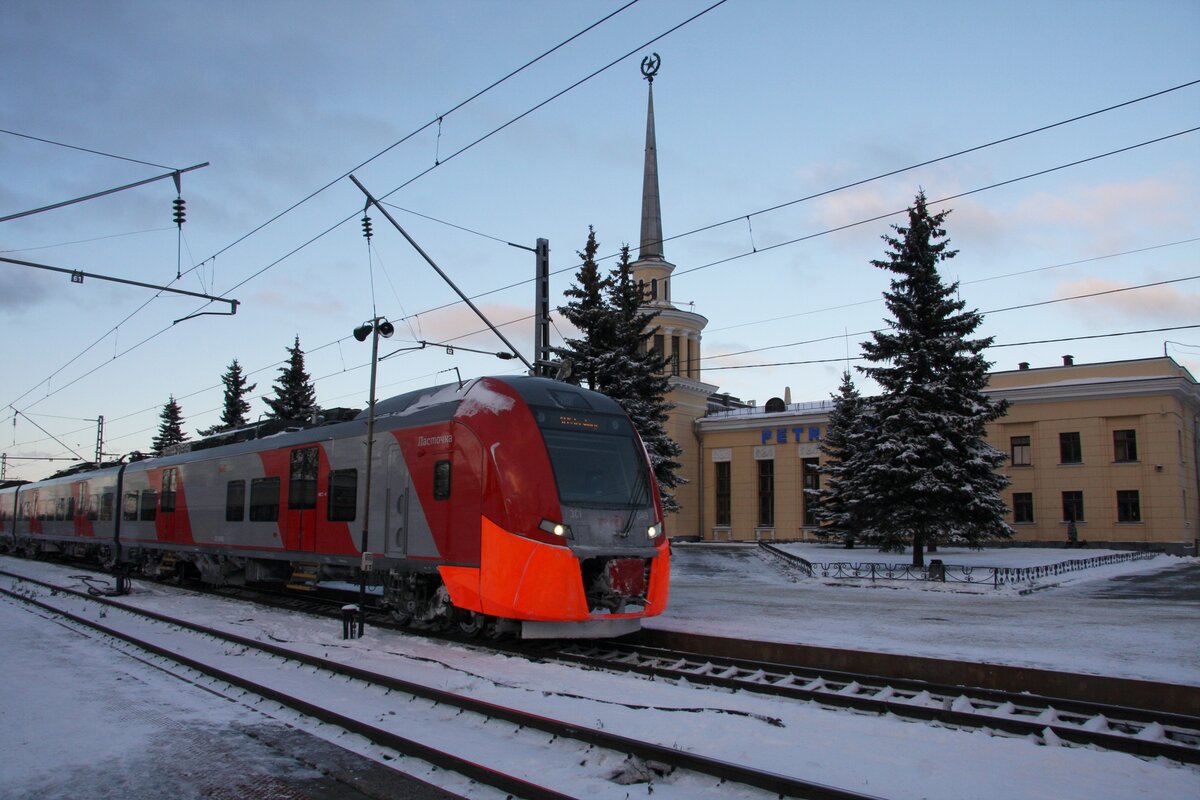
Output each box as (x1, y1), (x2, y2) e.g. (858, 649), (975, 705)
(288, 446), (319, 552)
(158, 469), (178, 543)
(384, 445), (410, 558)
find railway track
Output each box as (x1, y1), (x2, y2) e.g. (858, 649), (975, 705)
(0, 568), (880, 800)
(528, 638), (1200, 765)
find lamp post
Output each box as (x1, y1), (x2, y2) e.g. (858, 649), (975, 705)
(353, 316), (394, 636)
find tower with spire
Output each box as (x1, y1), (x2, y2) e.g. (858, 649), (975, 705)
(631, 54), (715, 538)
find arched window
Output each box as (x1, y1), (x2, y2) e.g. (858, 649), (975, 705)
(650, 278), (658, 300)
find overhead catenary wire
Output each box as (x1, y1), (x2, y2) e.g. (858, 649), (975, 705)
(394, 81), (1200, 324)
(8, 48), (1190, 416)
(1, 0), (656, 418)
(4, 69), (1195, 465)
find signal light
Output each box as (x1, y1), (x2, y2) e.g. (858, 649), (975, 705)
(172, 197), (186, 226)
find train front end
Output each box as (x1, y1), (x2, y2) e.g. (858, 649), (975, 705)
(443, 377), (669, 638)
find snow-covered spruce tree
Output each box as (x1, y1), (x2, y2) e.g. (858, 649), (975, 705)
(553, 226), (612, 390)
(152, 395), (189, 455)
(596, 245), (684, 514)
(812, 371), (871, 548)
(199, 358), (257, 435)
(856, 191), (1011, 567)
(264, 336), (317, 421)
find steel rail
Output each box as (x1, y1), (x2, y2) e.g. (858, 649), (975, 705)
(533, 639), (1200, 765)
(0, 569), (881, 800)
(0, 579), (568, 800)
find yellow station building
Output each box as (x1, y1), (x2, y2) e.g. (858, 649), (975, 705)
(622, 64), (1199, 554)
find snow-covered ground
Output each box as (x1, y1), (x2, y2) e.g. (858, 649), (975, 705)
(1, 548), (1198, 799)
(652, 543), (1200, 686)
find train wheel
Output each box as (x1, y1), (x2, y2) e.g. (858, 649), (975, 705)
(457, 611), (488, 637)
(389, 609), (413, 626)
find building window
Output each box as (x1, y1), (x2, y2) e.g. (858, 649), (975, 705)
(652, 334), (664, 369)
(802, 457), (820, 526)
(1062, 491), (1084, 523)
(1013, 492), (1034, 523)
(1117, 490), (1141, 523)
(161, 468), (177, 513)
(289, 446), (319, 509)
(225, 480), (246, 522)
(1059, 432), (1082, 464)
(1113, 429), (1138, 463)
(671, 335), (681, 376)
(714, 461), (731, 526)
(757, 459), (775, 527)
(685, 338), (692, 378)
(1010, 436), (1031, 466)
(249, 477), (280, 522)
(327, 469), (357, 522)
(650, 277), (658, 300)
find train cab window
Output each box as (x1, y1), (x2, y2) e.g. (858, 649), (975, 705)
(225, 480), (246, 522)
(249, 477), (280, 522)
(100, 492), (114, 522)
(433, 460), (452, 500)
(161, 469), (177, 513)
(123, 492), (139, 521)
(289, 447), (319, 510)
(139, 491), (158, 522)
(327, 469), (357, 521)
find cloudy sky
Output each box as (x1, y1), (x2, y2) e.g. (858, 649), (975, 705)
(2, 0), (1198, 480)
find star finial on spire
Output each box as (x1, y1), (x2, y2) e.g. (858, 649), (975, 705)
(641, 53), (660, 84)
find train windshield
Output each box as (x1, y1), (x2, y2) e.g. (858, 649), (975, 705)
(534, 409), (652, 508)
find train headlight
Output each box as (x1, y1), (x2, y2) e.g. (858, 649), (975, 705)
(647, 521), (663, 539)
(539, 519), (572, 539)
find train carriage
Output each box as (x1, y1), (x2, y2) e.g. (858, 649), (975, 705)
(1, 376), (670, 638)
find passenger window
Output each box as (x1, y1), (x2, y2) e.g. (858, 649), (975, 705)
(433, 460), (451, 500)
(249, 477), (280, 522)
(123, 492), (139, 521)
(226, 480), (246, 522)
(100, 492), (114, 522)
(139, 491), (158, 522)
(327, 469), (357, 522)
(161, 469), (177, 513)
(289, 447), (319, 510)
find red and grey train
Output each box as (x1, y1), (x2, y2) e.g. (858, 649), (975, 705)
(0, 376), (670, 637)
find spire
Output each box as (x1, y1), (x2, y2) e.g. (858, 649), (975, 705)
(638, 53), (664, 263)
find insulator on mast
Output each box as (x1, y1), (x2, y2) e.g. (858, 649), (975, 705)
(172, 197), (186, 227)
(361, 214), (373, 241)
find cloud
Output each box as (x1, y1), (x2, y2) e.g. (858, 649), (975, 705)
(0, 268), (54, 313)
(397, 302), (534, 354)
(1055, 277), (1200, 322)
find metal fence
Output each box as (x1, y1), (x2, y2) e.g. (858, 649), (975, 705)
(758, 541), (1159, 588)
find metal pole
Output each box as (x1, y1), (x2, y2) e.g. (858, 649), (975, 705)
(534, 238), (550, 374)
(358, 319), (381, 637)
(95, 416), (104, 464)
